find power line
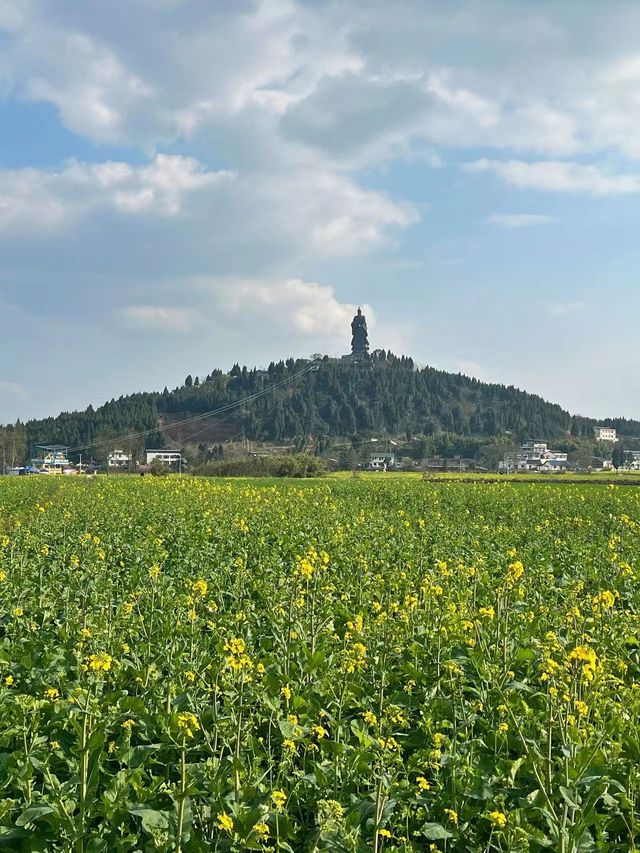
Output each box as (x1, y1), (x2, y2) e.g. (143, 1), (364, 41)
(67, 362), (319, 455)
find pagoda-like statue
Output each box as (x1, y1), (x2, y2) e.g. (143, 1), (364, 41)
(351, 307), (369, 358)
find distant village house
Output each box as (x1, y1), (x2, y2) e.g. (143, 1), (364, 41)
(593, 426), (618, 442)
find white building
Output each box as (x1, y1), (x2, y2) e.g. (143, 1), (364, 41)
(594, 426), (618, 442)
(625, 451), (640, 471)
(32, 445), (71, 474)
(505, 440), (570, 472)
(369, 452), (396, 471)
(145, 449), (183, 467)
(107, 449), (132, 468)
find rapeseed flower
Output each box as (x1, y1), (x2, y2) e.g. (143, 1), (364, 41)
(488, 810), (507, 828)
(216, 812), (233, 832)
(271, 790), (286, 810)
(177, 712), (200, 739)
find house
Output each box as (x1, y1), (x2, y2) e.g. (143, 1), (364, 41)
(146, 449), (184, 469)
(590, 458), (613, 471)
(108, 449), (133, 469)
(31, 445), (71, 474)
(424, 457), (446, 471)
(628, 451), (640, 470)
(504, 440), (569, 473)
(539, 458), (570, 473)
(369, 452), (396, 471)
(445, 456), (481, 472)
(594, 426), (618, 442)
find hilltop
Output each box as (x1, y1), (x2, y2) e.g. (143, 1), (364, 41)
(3, 350), (640, 466)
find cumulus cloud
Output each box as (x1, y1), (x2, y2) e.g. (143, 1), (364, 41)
(199, 276), (373, 339)
(468, 159), (640, 195)
(486, 213), (557, 228)
(117, 277), (376, 365)
(0, 155), (234, 232)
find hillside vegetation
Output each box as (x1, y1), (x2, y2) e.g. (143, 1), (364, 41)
(4, 351), (640, 462)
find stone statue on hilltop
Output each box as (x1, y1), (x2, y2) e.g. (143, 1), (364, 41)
(351, 307), (369, 358)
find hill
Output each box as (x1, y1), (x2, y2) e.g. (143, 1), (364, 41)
(3, 350), (640, 464)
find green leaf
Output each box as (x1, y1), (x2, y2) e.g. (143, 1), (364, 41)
(15, 803), (56, 826)
(129, 806), (170, 834)
(421, 822), (453, 840)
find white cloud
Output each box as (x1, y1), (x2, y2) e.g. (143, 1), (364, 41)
(0, 380), (26, 397)
(119, 276), (376, 355)
(487, 213), (557, 228)
(199, 276), (373, 339)
(121, 305), (196, 332)
(0, 155), (234, 232)
(468, 159), (640, 195)
(548, 301), (587, 317)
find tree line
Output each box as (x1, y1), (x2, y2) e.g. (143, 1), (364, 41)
(4, 351), (640, 464)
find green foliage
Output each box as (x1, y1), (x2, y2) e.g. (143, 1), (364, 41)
(11, 355), (640, 466)
(193, 453), (326, 478)
(0, 478), (639, 850)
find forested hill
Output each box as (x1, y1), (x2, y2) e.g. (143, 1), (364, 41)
(8, 351), (640, 460)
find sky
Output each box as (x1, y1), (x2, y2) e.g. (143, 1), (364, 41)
(2, 0), (640, 423)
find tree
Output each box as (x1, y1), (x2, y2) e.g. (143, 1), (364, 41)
(184, 375), (193, 388)
(612, 446), (625, 469)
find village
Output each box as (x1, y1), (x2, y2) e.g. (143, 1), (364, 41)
(5, 423), (640, 477)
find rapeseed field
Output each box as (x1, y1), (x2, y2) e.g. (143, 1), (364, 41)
(0, 476), (639, 851)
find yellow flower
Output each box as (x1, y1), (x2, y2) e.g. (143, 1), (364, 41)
(121, 719), (135, 730)
(506, 561), (524, 587)
(5, 675), (14, 686)
(281, 685), (292, 700)
(149, 564), (161, 579)
(192, 578), (208, 597)
(312, 724), (328, 739)
(567, 645), (597, 681)
(283, 739), (296, 751)
(11, 607), (23, 618)
(44, 687), (60, 701)
(593, 590), (615, 610)
(379, 828), (392, 838)
(271, 790), (287, 810)
(363, 710), (377, 726)
(49, 740), (60, 750)
(254, 821), (269, 838)
(226, 637), (245, 655)
(498, 722), (509, 734)
(488, 810), (507, 828)
(81, 628), (91, 638)
(444, 808), (458, 825)
(87, 652), (113, 672)
(185, 670), (196, 683)
(216, 812), (234, 833)
(177, 712), (200, 739)
(416, 776), (430, 791)
(298, 558), (314, 580)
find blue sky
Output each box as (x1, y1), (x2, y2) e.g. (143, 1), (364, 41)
(2, 0), (640, 422)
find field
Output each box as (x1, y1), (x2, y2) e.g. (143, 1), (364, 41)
(1, 477), (639, 851)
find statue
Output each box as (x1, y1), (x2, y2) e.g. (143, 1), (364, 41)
(351, 307), (369, 358)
